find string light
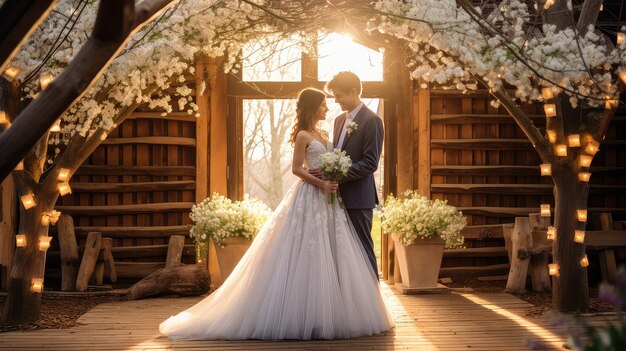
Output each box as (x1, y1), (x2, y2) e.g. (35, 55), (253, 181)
(547, 226), (557, 240)
(20, 194), (36, 209)
(605, 99), (619, 109)
(38, 236), (52, 251)
(57, 182), (72, 196)
(58, 168), (71, 182)
(555, 144), (567, 157)
(30, 278), (44, 293)
(0, 111), (7, 124)
(540, 204), (551, 217)
(584, 139), (600, 156)
(540, 163), (552, 176)
(50, 120), (61, 132)
(48, 210), (61, 225)
(541, 87), (554, 100)
(543, 104), (557, 117)
(620, 70), (626, 84)
(574, 230), (586, 243)
(41, 214), (50, 226)
(567, 134), (581, 147)
(580, 255), (589, 267)
(579, 155), (593, 167)
(100, 132), (107, 141)
(544, 0), (555, 9)
(577, 209), (588, 222)
(578, 172), (591, 182)
(39, 73), (53, 90)
(547, 130), (557, 143)
(548, 263), (559, 276)
(16, 234), (27, 247)
(2, 66), (20, 81)
(618, 32), (625, 45)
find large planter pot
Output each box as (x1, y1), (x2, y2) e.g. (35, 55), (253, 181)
(391, 232), (445, 290)
(213, 237), (252, 281)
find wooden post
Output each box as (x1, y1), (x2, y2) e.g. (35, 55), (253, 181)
(101, 238), (116, 283)
(598, 213), (617, 283)
(0, 176), (16, 290)
(528, 213), (551, 292)
(166, 235), (185, 267)
(57, 214), (80, 291)
(195, 53), (210, 202)
(505, 217), (531, 293)
(76, 232), (101, 291)
(416, 80), (431, 198)
(502, 223), (514, 262)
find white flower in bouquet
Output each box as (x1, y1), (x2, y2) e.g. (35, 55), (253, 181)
(320, 149), (352, 203)
(380, 190), (466, 248)
(189, 193), (272, 246)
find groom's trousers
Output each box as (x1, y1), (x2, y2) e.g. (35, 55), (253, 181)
(346, 209), (378, 279)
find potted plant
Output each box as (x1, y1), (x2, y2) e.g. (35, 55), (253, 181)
(189, 193), (272, 281)
(381, 190), (466, 291)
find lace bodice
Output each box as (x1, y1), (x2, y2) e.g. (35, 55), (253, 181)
(305, 139), (331, 169)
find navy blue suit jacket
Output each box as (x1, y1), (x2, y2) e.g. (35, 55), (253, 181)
(333, 105), (384, 209)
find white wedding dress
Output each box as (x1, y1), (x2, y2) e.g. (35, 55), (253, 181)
(159, 139), (394, 340)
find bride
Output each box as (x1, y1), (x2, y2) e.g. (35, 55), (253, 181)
(159, 88), (394, 340)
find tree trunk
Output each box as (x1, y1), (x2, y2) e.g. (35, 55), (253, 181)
(551, 166), (589, 312)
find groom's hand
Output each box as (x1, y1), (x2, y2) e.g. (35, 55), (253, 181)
(308, 168), (324, 180)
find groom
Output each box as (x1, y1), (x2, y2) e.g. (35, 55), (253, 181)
(314, 71), (384, 278)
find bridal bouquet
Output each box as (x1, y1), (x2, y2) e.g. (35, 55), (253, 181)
(320, 149), (352, 204)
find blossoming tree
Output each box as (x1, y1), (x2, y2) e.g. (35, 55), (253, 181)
(372, 0), (624, 312)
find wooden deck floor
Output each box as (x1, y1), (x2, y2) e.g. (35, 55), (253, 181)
(0, 283), (606, 350)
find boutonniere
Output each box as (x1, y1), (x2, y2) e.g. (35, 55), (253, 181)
(346, 121), (358, 136)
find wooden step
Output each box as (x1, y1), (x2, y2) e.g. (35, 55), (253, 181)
(56, 202), (194, 215)
(110, 262), (165, 279)
(461, 224), (504, 239)
(443, 247), (508, 258)
(439, 263), (510, 276)
(127, 111), (197, 122)
(74, 225), (190, 238)
(431, 165), (626, 176)
(431, 114), (544, 124)
(101, 136), (196, 146)
(70, 181), (195, 192)
(431, 139), (533, 150)
(74, 165), (195, 176)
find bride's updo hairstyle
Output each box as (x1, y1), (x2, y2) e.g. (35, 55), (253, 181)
(289, 88), (326, 144)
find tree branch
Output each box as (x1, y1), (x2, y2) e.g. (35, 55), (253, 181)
(577, 0), (602, 35)
(593, 83), (625, 142)
(0, 0), (177, 181)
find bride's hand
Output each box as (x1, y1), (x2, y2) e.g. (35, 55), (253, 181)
(324, 180), (338, 193)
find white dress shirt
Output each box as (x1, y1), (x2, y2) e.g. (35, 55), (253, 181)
(336, 102), (364, 149)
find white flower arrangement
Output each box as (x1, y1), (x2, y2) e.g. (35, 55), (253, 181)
(346, 121), (358, 135)
(381, 190), (466, 249)
(189, 193), (272, 246)
(320, 149), (352, 203)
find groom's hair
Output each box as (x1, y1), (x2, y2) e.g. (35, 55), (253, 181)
(326, 71), (362, 96)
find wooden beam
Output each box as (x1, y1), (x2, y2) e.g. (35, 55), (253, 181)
(75, 232), (101, 292)
(69, 181), (195, 193)
(432, 184), (553, 195)
(56, 202), (194, 215)
(74, 225), (189, 238)
(101, 137), (196, 146)
(228, 80), (389, 98)
(126, 111), (197, 122)
(431, 114), (545, 124)
(209, 57), (228, 196)
(47, 244), (195, 260)
(457, 207), (626, 217)
(195, 54), (209, 202)
(0, 176), (16, 289)
(585, 230), (626, 248)
(111, 262), (165, 279)
(430, 165), (626, 176)
(443, 247), (507, 258)
(74, 165), (195, 177)
(439, 263), (510, 276)
(417, 81), (431, 198)
(431, 139), (533, 150)
(461, 224), (504, 239)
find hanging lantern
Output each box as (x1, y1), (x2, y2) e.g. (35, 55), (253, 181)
(41, 213), (50, 226)
(543, 104), (557, 117)
(567, 134), (581, 147)
(57, 182), (72, 196)
(0, 111), (7, 124)
(30, 278), (44, 293)
(540, 204), (551, 217)
(39, 73), (53, 90)
(547, 226), (557, 240)
(574, 230), (586, 243)
(544, 0), (555, 9)
(620, 70), (626, 84)
(50, 120), (61, 132)
(606, 99), (619, 109)
(578, 172), (591, 182)
(540, 163), (552, 176)
(547, 130), (557, 143)
(579, 155), (593, 167)
(58, 168), (71, 182)
(48, 210), (61, 225)
(577, 209), (588, 222)
(38, 236), (52, 251)
(2, 66), (20, 81)
(548, 263), (559, 276)
(16, 234), (27, 247)
(580, 255), (589, 267)
(20, 194), (36, 209)
(618, 32), (625, 45)
(541, 87), (554, 100)
(584, 139), (600, 156)
(555, 144), (567, 157)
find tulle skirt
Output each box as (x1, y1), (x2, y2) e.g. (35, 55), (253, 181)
(159, 180), (394, 340)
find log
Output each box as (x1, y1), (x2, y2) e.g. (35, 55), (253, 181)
(166, 235), (186, 267)
(127, 264), (210, 300)
(75, 232), (101, 292)
(598, 213), (618, 283)
(100, 238), (116, 283)
(57, 214), (80, 291)
(502, 223), (514, 262)
(528, 214), (551, 292)
(505, 217), (531, 293)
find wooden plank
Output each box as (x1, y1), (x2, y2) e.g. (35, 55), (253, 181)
(208, 57), (228, 197)
(585, 231), (626, 247)
(0, 175), (16, 289)
(195, 54), (209, 202)
(101, 136), (196, 146)
(57, 214), (80, 291)
(432, 184), (553, 194)
(431, 165), (538, 176)
(505, 217), (531, 293)
(113, 262), (165, 279)
(228, 80), (389, 98)
(461, 224), (504, 239)
(74, 165), (195, 176)
(76, 232), (102, 292)
(69, 180), (196, 192)
(417, 80), (431, 198)
(74, 225), (189, 238)
(443, 247), (507, 258)
(439, 263), (510, 276)
(431, 114), (544, 124)
(47, 244), (195, 260)
(431, 139), (532, 150)
(56, 202), (194, 215)
(166, 235), (186, 266)
(127, 111), (197, 122)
